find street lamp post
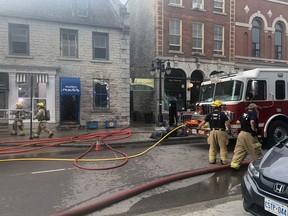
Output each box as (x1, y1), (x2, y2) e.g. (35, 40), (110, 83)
(151, 59), (171, 126)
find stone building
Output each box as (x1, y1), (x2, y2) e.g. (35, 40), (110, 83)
(127, 0), (288, 123)
(0, 0), (130, 131)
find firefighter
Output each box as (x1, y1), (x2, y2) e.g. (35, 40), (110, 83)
(231, 103), (262, 170)
(11, 102), (25, 136)
(33, 102), (54, 138)
(198, 100), (231, 165)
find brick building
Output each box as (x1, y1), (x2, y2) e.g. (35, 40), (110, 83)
(0, 0), (130, 131)
(127, 0), (288, 123)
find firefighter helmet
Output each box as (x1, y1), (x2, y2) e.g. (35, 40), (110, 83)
(248, 103), (258, 110)
(16, 102), (23, 108)
(211, 100), (222, 107)
(37, 102), (45, 107)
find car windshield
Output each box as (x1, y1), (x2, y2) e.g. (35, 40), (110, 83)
(199, 80), (243, 102)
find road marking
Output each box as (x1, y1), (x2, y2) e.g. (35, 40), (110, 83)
(32, 168), (73, 174)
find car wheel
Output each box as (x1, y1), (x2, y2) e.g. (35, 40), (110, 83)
(267, 120), (288, 148)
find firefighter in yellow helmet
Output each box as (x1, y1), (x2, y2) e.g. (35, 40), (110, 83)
(11, 102), (25, 136)
(33, 102), (54, 138)
(198, 100), (231, 165)
(231, 103), (262, 170)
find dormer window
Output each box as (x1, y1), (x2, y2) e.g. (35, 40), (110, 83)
(75, 0), (88, 17)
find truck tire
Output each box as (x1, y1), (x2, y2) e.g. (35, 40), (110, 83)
(267, 120), (288, 148)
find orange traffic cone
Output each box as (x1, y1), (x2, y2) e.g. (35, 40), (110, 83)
(95, 140), (101, 151)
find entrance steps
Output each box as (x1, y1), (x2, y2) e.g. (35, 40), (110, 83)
(57, 122), (80, 131)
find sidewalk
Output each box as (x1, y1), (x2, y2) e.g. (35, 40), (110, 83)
(0, 123), (206, 147)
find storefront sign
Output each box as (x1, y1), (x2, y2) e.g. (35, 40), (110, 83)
(60, 77), (81, 95)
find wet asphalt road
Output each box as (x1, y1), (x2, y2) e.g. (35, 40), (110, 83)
(1, 141), (250, 216)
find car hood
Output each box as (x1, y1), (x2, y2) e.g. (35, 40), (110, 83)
(259, 145), (288, 182)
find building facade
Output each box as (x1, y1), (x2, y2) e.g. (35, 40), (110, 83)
(127, 0), (288, 123)
(0, 0), (130, 130)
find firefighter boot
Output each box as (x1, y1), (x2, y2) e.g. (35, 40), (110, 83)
(33, 134), (39, 138)
(19, 130), (25, 136)
(11, 130), (17, 135)
(48, 131), (54, 138)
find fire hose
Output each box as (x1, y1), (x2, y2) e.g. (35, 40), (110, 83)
(0, 125), (251, 215)
(52, 161), (251, 216)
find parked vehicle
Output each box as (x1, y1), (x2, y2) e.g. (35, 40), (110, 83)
(192, 68), (288, 148)
(241, 137), (288, 216)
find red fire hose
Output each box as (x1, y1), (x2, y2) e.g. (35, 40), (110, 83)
(52, 160), (251, 216)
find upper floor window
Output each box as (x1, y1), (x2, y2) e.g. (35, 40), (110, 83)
(252, 19), (261, 57)
(214, 0), (224, 13)
(192, 0), (203, 10)
(60, 29), (78, 58)
(93, 32), (109, 60)
(9, 24), (29, 55)
(170, 0), (181, 5)
(169, 19), (181, 51)
(214, 25), (223, 55)
(93, 79), (110, 110)
(75, 0), (88, 17)
(275, 22), (283, 60)
(192, 22), (203, 53)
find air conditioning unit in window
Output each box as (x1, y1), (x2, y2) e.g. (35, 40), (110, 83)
(193, 3), (203, 9)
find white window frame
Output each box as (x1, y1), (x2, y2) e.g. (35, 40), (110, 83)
(214, 0), (224, 13)
(9, 24), (29, 55)
(169, 0), (182, 5)
(60, 29), (78, 58)
(214, 25), (224, 55)
(192, 22), (204, 54)
(93, 32), (109, 60)
(192, 0), (203, 10)
(169, 19), (182, 52)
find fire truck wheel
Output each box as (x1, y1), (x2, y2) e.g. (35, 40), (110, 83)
(267, 120), (288, 148)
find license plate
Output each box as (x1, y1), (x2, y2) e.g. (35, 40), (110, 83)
(192, 129), (197, 134)
(198, 130), (206, 135)
(264, 197), (288, 216)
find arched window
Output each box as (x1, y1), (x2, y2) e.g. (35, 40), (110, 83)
(252, 19), (261, 57)
(275, 22), (283, 59)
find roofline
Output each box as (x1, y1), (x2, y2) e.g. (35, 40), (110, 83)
(0, 13), (124, 30)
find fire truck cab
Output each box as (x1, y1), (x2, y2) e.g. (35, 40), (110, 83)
(193, 68), (288, 148)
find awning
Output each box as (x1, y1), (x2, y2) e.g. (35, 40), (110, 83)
(60, 77), (81, 96)
(16, 73), (48, 83)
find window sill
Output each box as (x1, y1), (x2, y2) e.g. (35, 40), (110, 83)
(191, 8), (206, 12)
(168, 3), (184, 8)
(91, 109), (112, 113)
(213, 11), (227, 16)
(6, 55), (33, 59)
(192, 52), (205, 57)
(213, 54), (226, 59)
(90, 60), (111, 64)
(57, 57), (82, 62)
(168, 50), (184, 55)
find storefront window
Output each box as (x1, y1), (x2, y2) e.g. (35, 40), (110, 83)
(18, 78), (46, 113)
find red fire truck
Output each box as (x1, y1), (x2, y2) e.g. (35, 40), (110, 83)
(193, 68), (288, 148)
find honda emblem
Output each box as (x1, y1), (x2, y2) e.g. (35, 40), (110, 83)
(273, 183), (285, 194)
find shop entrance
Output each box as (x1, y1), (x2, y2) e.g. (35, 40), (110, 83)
(60, 95), (80, 123)
(60, 77), (81, 124)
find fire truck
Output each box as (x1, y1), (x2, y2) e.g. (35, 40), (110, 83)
(192, 68), (288, 148)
